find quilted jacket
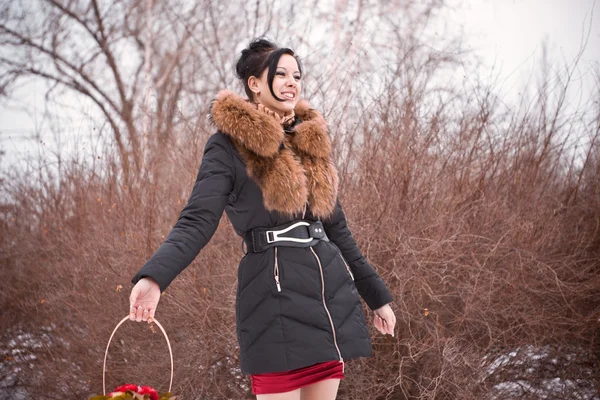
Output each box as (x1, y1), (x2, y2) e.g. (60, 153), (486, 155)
(131, 91), (394, 374)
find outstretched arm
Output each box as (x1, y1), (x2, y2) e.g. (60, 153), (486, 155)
(131, 133), (235, 292)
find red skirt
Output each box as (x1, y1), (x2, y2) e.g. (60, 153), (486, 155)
(251, 361), (345, 395)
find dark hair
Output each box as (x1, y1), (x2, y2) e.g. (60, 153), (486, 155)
(235, 38), (303, 102)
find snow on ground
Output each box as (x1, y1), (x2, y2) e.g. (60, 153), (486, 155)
(483, 345), (599, 400)
(0, 323), (91, 399)
(2, 326), (598, 399)
(491, 379), (599, 400)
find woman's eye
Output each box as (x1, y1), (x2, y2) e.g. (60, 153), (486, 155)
(276, 72), (286, 76)
(294, 76), (302, 81)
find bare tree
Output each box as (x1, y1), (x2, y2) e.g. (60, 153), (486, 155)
(0, 0), (206, 185)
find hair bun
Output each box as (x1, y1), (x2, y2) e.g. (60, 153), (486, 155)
(235, 38), (277, 79)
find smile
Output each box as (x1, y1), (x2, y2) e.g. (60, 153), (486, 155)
(281, 92), (296, 99)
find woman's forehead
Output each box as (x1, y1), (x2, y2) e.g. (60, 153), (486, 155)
(276, 54), (299, 70)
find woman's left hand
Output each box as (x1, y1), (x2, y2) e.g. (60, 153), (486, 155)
(373, 303), (396, 337)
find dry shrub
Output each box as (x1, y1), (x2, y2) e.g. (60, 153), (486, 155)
(331, 65), (600, 399)
(1, 126), (247, 398)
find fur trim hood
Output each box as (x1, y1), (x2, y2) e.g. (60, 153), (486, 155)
(209, 90), (339, 220)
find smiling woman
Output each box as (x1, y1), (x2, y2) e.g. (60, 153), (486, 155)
(127, 38), (396, 400)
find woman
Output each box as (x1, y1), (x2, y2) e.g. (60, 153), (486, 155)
(128, 38), (396, 400)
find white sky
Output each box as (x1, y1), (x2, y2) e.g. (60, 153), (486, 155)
(1, 0), (599, 171)
(455, 0), (599, 101)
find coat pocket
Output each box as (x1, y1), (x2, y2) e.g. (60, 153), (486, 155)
(338, 253), (354, 281)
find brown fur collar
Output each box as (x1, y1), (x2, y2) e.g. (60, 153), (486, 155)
(209, 90), (339, 220)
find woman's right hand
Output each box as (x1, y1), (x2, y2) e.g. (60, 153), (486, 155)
(129, 277), (161, 322)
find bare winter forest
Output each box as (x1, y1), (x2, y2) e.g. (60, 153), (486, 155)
(1, 0), (600, 399)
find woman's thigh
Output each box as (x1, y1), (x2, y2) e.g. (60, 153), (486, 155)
(300, 378), (341, 400)
(256, 388), (301, 400)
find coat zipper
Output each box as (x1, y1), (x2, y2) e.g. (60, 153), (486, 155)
(339, 254), (354, 281)
(274, 247), (281, 292)
(310, 247), (344, 370)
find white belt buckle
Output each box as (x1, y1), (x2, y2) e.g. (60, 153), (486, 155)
(266, 221), (313, 244)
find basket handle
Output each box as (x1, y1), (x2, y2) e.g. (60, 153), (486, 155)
(103, 315), (174, 395)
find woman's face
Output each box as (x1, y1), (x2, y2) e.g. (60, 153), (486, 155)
(249, 54), (302, 116)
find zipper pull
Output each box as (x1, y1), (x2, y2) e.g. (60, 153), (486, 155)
(274, 247), (281, 292)
(275, 276), (281, 292)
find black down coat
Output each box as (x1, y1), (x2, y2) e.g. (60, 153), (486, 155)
(131, 91), (394, 374)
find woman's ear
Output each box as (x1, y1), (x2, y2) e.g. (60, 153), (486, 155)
(248, 76), (261, 94)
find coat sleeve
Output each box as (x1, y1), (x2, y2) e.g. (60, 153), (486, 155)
(323, 200), (394, 310)
(131, 133), (235, 292)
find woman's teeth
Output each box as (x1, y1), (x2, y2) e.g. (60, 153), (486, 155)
(282, 93), (295, 99)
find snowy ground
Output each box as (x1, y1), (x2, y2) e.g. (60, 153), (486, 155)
(483, 345), (599, 400)
(2, 327), (598, 399)
(1, 323), (91, 399)
(1, 324), (55, 399)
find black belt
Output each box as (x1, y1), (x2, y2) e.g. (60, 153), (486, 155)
(243, 220), (329, 253)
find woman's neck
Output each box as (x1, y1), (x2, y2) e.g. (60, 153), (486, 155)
(258, 103), (283, 117)
(256, 103), (295, 126)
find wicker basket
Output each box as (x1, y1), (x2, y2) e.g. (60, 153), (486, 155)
(88, 315), (175, 400)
